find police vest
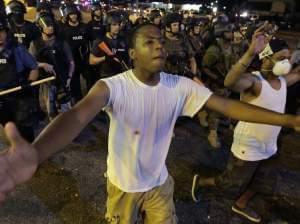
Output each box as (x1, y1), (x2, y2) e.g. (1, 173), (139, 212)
(63, 24), (87, 51)
(10, 21), (40, 49)
(89, 20), (104, 41)
(164, 35), (190, 75)
(34, 39), (70, 84)
(0, 45), (19, 90)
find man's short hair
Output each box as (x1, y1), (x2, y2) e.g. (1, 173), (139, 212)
(128, 23), (159, 49)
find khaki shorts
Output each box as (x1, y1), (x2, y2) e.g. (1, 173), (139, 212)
(105, 175), (178, 224)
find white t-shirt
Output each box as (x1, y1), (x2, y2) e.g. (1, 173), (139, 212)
(102, 70), (212, 192)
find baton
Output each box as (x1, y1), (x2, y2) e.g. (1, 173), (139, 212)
(0, 76), (56, 96)
(98, 41), (129, 70)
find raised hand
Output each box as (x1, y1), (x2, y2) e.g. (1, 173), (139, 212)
(0, 122), (38, 203)
(248, 24), (270, 56)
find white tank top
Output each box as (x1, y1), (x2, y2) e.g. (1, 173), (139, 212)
(231, 71), (287, 161)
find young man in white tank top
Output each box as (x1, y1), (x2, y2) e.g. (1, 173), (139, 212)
(1, 23), (300, 224)
(192, 26), (300, 223)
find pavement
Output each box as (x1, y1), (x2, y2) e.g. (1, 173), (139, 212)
(0, 116), (300, 224)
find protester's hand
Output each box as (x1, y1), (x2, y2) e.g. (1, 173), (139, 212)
(41, 63), (55, 74)
(66, 77), (72, 89)
(0, 122), (38, 203)
(248, 24), (270, 56)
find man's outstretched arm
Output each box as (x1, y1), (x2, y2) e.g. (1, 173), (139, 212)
(33, 81), (110, 163)
(205, 94), (296, 129)
(0, 81), (109, 203)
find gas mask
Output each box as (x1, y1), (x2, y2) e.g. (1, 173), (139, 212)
(272, 59), (291, 76)
(12, 13), (24, 24)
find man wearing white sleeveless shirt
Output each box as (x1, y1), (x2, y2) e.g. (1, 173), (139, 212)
(192, 26), (300, 223)
(1, 24), (300, 224)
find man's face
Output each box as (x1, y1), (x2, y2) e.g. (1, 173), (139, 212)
(12, 12), (24, 24)
(69, 13), (78, 23)
(43, 25), (54, 36)
(130, 25), (167, 73)
(170, 22), (180, 34)
(193, 25), (200, 35)
(94, 9), (102, 17)
(153, 16), (161, 25)
(110, 22), (120, 35)
(263, 49), (291, 70)
(0, 30), (7, 46)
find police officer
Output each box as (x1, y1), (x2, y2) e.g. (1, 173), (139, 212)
(163, 12), (197, 79)
(86, 1), (105, 43)
(186, 18), (205, 68)
(6, 0), (40, 49)
(61, 2), (88, 103)
(149, 9), (162, 28)
(0, 15), (38, 142)
(29, 13), (74, 120)
(201, 21), (237, 148)
(89, 10), (129, 80)
(36, 1), (55, 21)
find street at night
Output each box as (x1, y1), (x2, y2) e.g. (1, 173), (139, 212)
(0, 1), (300, 224)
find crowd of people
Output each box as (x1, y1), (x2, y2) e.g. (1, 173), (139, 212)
(1, 0), (300, 223)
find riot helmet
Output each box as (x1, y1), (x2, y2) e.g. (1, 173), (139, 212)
(37, 12), (55, 38)
(163, 12), (182, 35)
(62, 2), (81, 24)
(149, 9), (161, 26)
(6, 0), (26, 24)
(106, 10), (122, 35)
(91, 1), (102, 21)
(214, 22), (234, 40)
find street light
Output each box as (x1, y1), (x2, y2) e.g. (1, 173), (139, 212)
(212, 7), (217, 13)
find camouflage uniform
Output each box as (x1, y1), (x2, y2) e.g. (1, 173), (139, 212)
(202, 38), (239, 147)
(164, 34), (195, 78)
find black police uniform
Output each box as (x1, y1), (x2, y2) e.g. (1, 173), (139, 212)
(0, 41), (37, 142)
(9, 20), (41, 49)
(91, 35), (128, 78)
(62, 23), (88, 102)
(31, 38), (73, 118)
(87, 19), (105, 43)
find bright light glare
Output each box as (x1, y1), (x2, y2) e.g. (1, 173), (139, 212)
(182, 4), (202, 10)
(240, 11), (248, 17)
(212, 7), (218, 13)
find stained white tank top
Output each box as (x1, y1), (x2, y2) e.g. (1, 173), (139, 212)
(231, 71), (287, 161)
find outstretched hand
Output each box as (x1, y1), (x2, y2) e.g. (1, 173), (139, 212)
(0, 122), (38, 203)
